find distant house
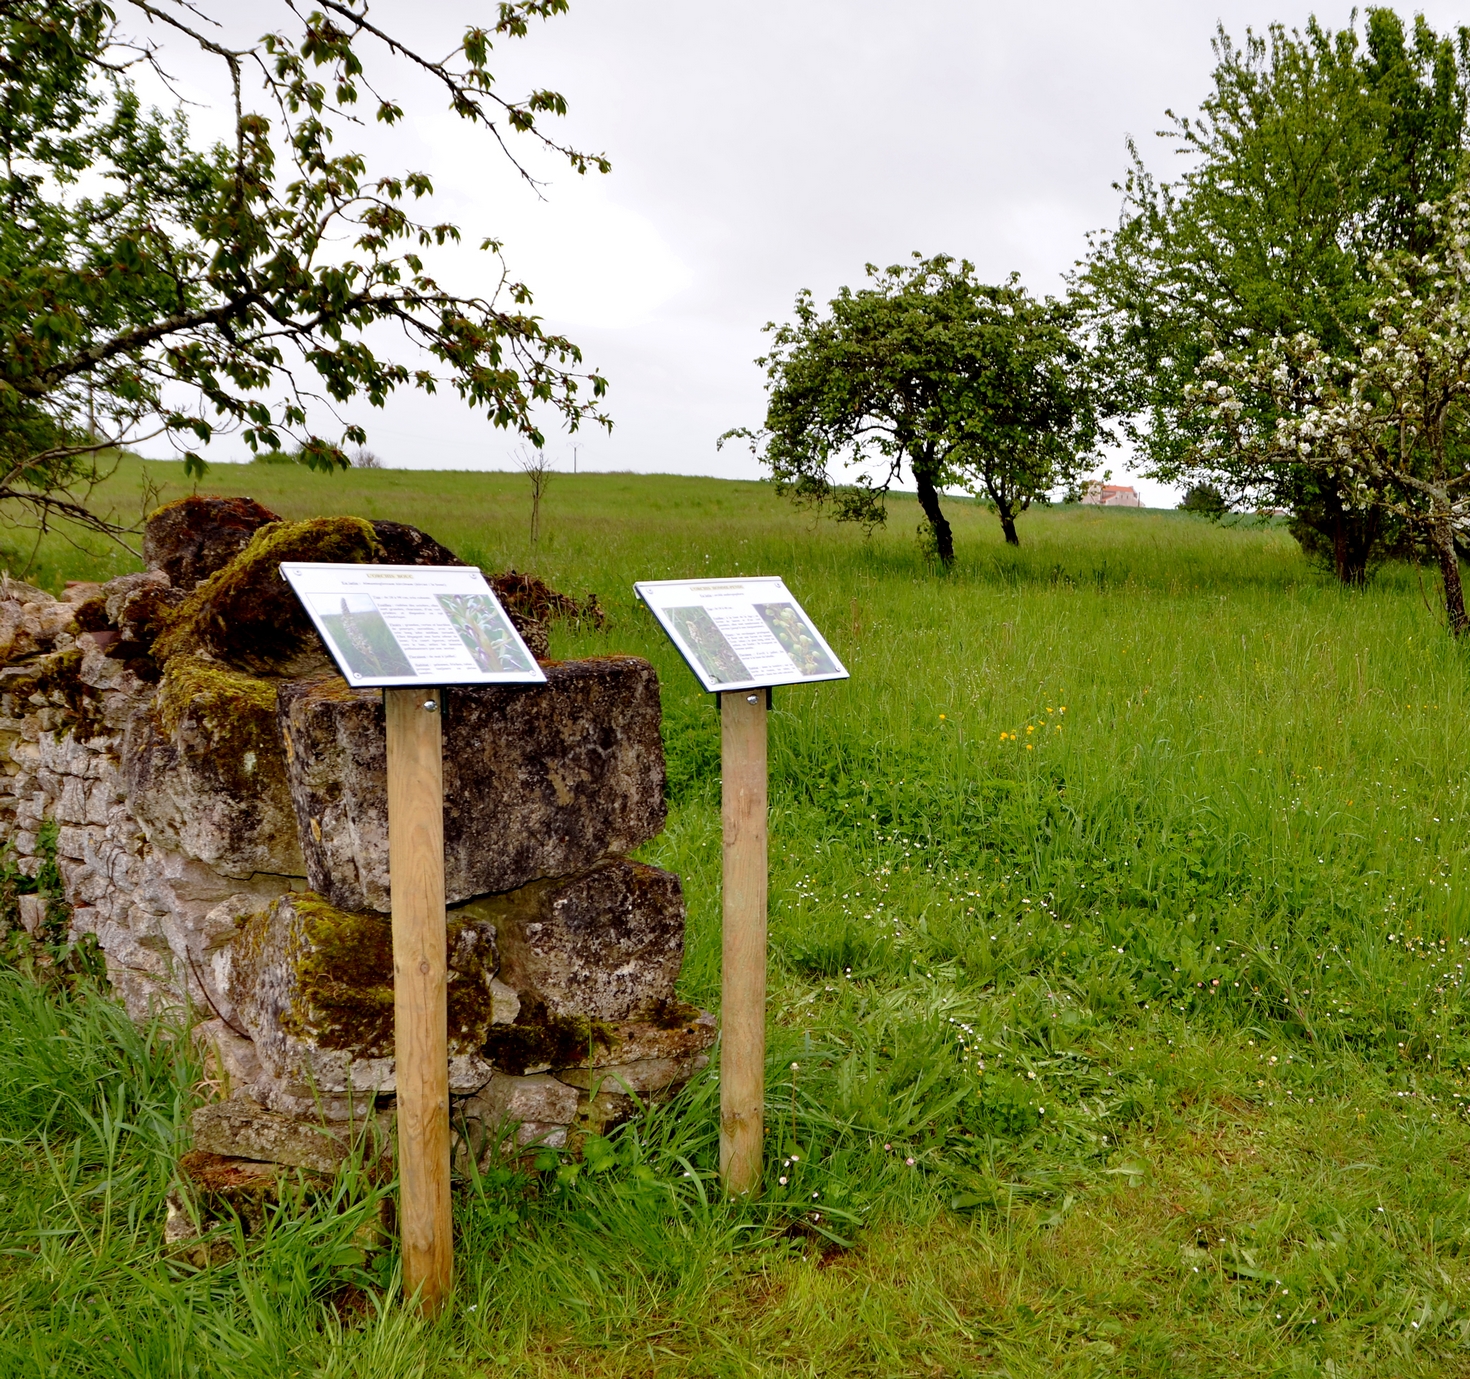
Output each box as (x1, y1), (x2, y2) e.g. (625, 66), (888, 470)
(1082, 483), (1141, 508)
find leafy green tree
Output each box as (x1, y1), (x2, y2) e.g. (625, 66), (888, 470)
(1189, 187), (1470, 635)
(1178, 483), (1226, 516)
(726, 255), (1100, 562)
(0, 0), (608, 544)
(1079, 9), (1469, 583)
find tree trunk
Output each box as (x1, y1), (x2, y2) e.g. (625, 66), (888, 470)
(999, 510), (1019, 545)
(1434, 519), (1469, 636)
(914, 468), (954, 566)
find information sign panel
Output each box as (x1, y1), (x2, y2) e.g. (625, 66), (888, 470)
(282, 563), (545, 688)
(634, 576), (848, 693)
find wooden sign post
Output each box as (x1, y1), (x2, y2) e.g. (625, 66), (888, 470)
(719, 689), (768, 1195)
(631, 576), (849, 1197)
(386, 687), (452, 1315)
(280, 562), (547, 1317)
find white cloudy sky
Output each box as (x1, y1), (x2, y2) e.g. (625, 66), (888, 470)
(133, 1), (1466, 505)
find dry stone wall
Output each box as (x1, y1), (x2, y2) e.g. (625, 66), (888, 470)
(0, 498), (713, 1175)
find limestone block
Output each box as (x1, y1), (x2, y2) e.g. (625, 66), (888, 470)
(144, 496), (282, 590)
(192, 1018), (263, 1092)
(468, 858), (685, 1021)
(102, 570), (173, 627)
(190, 1099), (349, 1172)
(56, 825), (88, 860)
(17, 893), (44, 934)
(53, 774), (86, 824)
(106, 960), (185, 1024)
(555, 1056), (706, 1098)
(120, 849), (294, 1021)
(122, 657), (304, 879)
(59, 857), (90, 895)
(460, 1071), (580, 1132)
(244, 1069), (376, 1124)
(278, 657), (667, 911)
(83, 780), (113, 825)
(0, 583), (76, 664)
(226, 892), (506, 1097)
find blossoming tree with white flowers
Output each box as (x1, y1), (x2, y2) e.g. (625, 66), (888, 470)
(1186, 187), (1470, 636)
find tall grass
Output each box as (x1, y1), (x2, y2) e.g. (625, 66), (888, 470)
(2, 462), (1470, 1374)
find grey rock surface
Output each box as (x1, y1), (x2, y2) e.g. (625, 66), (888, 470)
(191, 1099), (350, 1172)
(463, 1070), (581, 1125)
(278, 658), (667, 911)
(469, 858), (686, 1020)
(122, 662), (305, 880)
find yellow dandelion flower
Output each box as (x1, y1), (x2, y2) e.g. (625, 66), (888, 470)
(1026, 744), (1033, 751)
(1026, 724), (1035, 734)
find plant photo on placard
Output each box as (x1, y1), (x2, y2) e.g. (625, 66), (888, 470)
(313, 594), (415, 679)
(437, 594), (533, 673)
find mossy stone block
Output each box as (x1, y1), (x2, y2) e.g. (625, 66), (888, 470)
(226, 891), (504, 1095)
(154, 517), (384, 675)
(123, 655), (304, 878)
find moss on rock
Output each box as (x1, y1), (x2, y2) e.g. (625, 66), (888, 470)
(279, 892), (397, 1056)
(154, 517), (384, 675)
(480, 1010), (616, 1077)
(231, 890), (508, 1062)
(0, 648), (108, 740)
(157, 655), (278, 740)
(125, 654), (304, 877)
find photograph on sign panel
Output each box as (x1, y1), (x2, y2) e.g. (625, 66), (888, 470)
(752, 602), (837, 676)
(666, 606), (750, 684)
(310, 593), (415, 677)
(437, 593), (533, 673)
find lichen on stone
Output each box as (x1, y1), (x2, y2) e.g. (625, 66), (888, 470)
(157, 654), (277, 737)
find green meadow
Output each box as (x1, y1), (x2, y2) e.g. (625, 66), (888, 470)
(5, 458), (1470, 1377)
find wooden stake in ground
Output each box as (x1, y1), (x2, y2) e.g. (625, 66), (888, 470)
(719, 688), (768, 1195)
(385, 687), (452, 1314)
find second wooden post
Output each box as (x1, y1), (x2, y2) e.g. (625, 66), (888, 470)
(719, 688), (768, 1195)
(385, 686), (452, 1314)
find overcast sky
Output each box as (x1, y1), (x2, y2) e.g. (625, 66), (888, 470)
(141, 1), (1467, 505)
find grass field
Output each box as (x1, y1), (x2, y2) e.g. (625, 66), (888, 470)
(4, 459), (1470, 1376)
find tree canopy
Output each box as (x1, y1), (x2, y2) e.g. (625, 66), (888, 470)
(1189, 187), (1470, 635)
(727, 255), (1100, 562)
(0, 0), (609, 545)
(1078, 9), (1470, 583)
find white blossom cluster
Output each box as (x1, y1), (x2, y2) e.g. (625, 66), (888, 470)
(1185, 186), (1470, 546)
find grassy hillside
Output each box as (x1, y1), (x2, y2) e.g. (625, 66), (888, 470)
(3, 463), (1470, 1376)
